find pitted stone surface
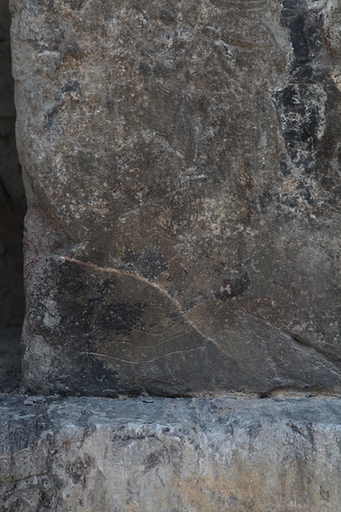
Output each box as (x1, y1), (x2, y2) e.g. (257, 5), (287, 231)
(1, 395), (341, 511)
(11, 0), (341, 395)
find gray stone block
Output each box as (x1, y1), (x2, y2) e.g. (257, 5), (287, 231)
(1, 395), (341, 511)
(11, 0), (341, 395)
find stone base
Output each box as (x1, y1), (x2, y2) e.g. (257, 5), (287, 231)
(1, 394), (341, 511)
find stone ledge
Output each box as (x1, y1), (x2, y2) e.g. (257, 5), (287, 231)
(1, 395), (341, 511)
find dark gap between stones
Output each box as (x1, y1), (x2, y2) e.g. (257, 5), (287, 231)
(0, 0), (26, 392)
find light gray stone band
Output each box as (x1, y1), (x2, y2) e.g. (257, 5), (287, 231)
(1, 395), (341, 511)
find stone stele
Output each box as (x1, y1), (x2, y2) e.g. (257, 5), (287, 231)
(11, 0), (341, 396)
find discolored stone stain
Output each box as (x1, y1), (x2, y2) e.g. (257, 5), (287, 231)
(138, 249), (167, 279)
(273, 84), (323, 169)
(53, 261), (95, 336)
(273, 0), (326, 172)
(68, 0), (86, 10)
(34, 260), (146, 337)
(259, 189), (278, 209)
(144, 450), (165, 470)
(159, 8), (176, 25)
(279, 160), (291, 177)
(215, 273), (250, 302)
(319, 485), (330, 502)
(124, 248), (167, 279)
(44, 80), (81, 131)
(281, 0), (323, 77)
(66, 456), (90, 486)
(94, 302), (146, 334)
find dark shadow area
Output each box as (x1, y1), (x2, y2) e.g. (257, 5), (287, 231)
(0, 0), (26, 390)
(0, 327), (21, 391)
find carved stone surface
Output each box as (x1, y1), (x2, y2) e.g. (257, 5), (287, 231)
(11, 0), (341, 395)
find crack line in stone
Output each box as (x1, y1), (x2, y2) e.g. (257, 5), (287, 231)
(239, 307), (341, 367)
(105, 331), (201, 350)
(59, 255), (217, 348)
(126, 321), (185, 337)
(60, 255), (183, 307)
(80, 345), (206, 364)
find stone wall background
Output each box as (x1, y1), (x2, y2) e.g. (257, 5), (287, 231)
(0, 0), (25, 327)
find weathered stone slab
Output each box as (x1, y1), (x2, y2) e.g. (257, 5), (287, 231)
(11, 0), (341, 395)
(1, 395), (341, 511)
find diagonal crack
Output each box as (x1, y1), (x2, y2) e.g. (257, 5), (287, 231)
(59, 255), (220, 350)
(240, 306), (341, 365)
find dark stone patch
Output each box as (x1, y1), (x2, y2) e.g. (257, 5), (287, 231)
(44, 80), (81, 131)
(296, 182), (314, 205)
(215, 273), (251, 302)
(37, 479), (58, 510)
(29, 258), (145, 341)
(279, 160), (291, 177)
(44, 105), (61, 131)
(69, 352), (119, 397)
(69, 0), (87, 10)
(137, 249), (167, 279)
(144, 450), (164, 469)
(286, 15), (313, 80)
(259, 189), (273, 208)
(66, 456), (90, 485)
(160, 8), (176, 25)
(8, 417), (36, 451)
(320, 485), (330, 502)
(281, 0), (322, 80)
(94, 301), (145, 334)
(0, 0), (26, 326)
(274, 0), (326, 176)
(51, 261), (95, 337)
(139, 61), (152, 76)
(124, 248), (167, 279)
(60, 79), (81, 96)
(273, 84), (322, 170)
(61, 42), (83, 61)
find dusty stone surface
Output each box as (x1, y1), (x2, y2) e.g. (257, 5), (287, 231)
(1, 395), (341, 511)
(11, 0), (341, 395)
(0, 0), (25, 327)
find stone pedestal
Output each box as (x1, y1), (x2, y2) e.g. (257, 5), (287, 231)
(1, 395), (341, 511)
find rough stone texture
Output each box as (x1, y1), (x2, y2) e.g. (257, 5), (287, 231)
(0, 0), (25, 327)
(11, 0), (341, 395)
(1, 395), (341, 511)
